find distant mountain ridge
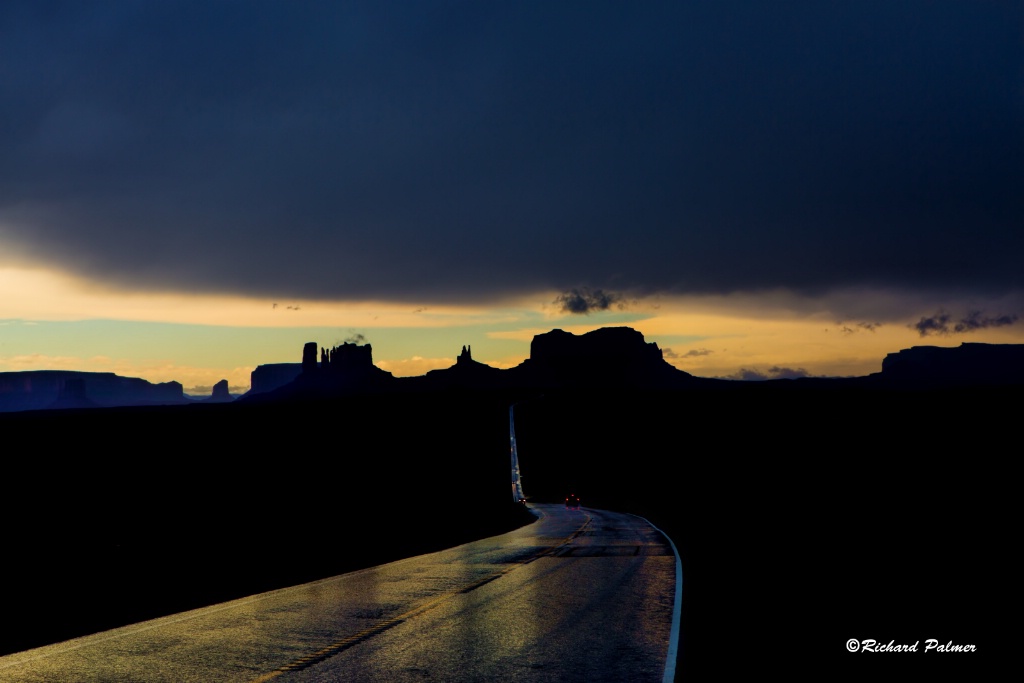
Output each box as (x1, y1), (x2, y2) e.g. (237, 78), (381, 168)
(0, 371), (242, 413)
(0, 370), (186, 413)
(2, 328), (1022, 413)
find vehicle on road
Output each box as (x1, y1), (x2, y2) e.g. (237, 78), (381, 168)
(565, 494), (581, 510)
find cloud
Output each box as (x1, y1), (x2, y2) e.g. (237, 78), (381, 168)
(953, 311), (1019, 333)
(837, 321), (882, 335)
(0, 2), (1020, 311)
(726, 366), (810, 381)
(663, 347), (712, 359)
(340, 333), (368, 345)
(554, 288), (622, 315)
(913, 312), (953, 336)
(913, 310), (1020, 336)
(2, 353), (83, 370)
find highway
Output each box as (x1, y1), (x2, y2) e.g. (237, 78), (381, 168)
(0, 504), (680, 683)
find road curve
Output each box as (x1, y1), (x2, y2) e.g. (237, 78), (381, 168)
(0, 504), (679, 683)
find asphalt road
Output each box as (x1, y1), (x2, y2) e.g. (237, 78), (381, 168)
(0, 504), (680, 683)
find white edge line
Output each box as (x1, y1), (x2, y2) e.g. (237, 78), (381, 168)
(636, 515), (683, 683)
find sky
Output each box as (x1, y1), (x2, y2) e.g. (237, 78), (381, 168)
(1, 1), (1022, 394)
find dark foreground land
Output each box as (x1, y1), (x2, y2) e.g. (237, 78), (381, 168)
(513, 383), (1008, 680)
(2, 392), (537, 656)
(2, 383), (1009, 680)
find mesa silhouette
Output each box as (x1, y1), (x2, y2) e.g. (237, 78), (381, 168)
(2, 326), (1021, 413)
(243, 325), (1024, 402)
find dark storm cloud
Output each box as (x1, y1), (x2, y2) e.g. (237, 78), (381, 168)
(554, 288), (622, 315)
(913, 310), (1020, 336)
(954, 311), (1019, 333)
(1, 1), (1021, 304)
(913, 312), (954, 336)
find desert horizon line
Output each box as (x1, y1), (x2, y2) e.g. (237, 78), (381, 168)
(3, 324), (1021, 398)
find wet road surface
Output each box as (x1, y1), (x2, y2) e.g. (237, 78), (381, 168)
(0, 504), (678, 682)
